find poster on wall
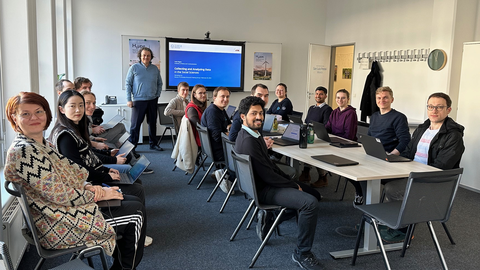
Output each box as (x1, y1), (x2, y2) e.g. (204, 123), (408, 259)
(253, 52), (272, 80)
(128, 39), (161, 70)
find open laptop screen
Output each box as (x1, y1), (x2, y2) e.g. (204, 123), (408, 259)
(283, 124), (300, 141)
(129, 156), (150, 180)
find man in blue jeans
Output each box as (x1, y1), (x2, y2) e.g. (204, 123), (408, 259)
(125, 47), (163, 153)
(235, 96), (322, 270)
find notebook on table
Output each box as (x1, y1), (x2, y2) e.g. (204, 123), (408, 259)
(117, 155), (151, 184)
(101, 114), (125, 130)
(273, 123), (301, 146)
(311, 154), (359, 166)
(311, 121), (359, 148)
(358, 134), (412, 162)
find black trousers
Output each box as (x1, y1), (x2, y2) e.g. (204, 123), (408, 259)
(101, 195), (146, 270)
(106, 179), (146, 206)
(129, 98), (159, 147)
(260, 182), (320, 254)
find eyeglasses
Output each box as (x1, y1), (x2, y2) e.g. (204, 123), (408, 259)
(16, 110), (46, 119)
(426, 105), (448, 111)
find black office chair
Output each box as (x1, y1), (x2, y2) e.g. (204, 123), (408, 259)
(157, 103), (176, 148)
(206, 133), (237, 213)
(229, 150), (286, 268)
(351, 168), (463, 270)
(187, 124), (225, 189)
(4, 181), (102, 270)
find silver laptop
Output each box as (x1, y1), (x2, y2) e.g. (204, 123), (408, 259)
(106, 132), (130, 149)
(358, 134), (411, 162)
(116, 140), (135, 157)
(273, 123), (301, 146)
(118, 155), (151, 184)
(226, 105), (236, 119)
(101, 114), (125, 129)
(311, 121), (359, 147)
(262, 114), (282, 137)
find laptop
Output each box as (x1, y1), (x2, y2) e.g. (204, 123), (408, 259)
(262, 114), (282, 137)
(288, 114), (303, 124)
(311, 154), (359, 166)
(226, 105), (236, 119)
(105, 132), (130, 149)
(311, 121), (359, 148)
(116, 140), (135, 157)
(358, 134), (412, 162)
(118, 155), (151, 184)
(273, 123), (301, 146)
(101, 114), (125, 130)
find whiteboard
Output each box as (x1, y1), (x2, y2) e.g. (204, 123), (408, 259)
(121, 35), (281, 92)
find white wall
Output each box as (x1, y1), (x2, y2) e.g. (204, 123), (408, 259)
(71, 0), (327, 110)
(325, 0), (478, 122)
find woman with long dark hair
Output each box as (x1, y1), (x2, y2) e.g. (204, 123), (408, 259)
(185, 84), (208, 146)
(48, 90), (146, 205)
(5, 92), (146, 269)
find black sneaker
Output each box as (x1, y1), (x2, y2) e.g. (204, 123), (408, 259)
(292, 251), (323, 270)
(142, 168), (154, 175)
(150, 145), (163, 151)
(256, 210), (273, 242)
(131, 150), (140, 159)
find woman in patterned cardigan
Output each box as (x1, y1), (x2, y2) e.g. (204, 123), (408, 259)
(4, 92), (146, 269)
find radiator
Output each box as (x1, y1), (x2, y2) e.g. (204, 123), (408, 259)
(2, 197), (28, 270)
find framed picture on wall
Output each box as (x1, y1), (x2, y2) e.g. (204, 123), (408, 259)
(342, 68), (352, 79)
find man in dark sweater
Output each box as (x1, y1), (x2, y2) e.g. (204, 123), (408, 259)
(368, 86), (410, 155)
(201, 87), (232, 193)
(235, 96), (322, 270)
(300, 86), (333, 187)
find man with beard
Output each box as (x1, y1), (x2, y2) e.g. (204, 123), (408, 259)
(235, 96), (322, 270)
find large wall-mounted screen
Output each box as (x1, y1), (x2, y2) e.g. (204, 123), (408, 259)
(166, 38), (245, 91)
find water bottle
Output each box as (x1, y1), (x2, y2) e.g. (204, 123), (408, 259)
(299, 124), (308, 148)
(307, 124), (315, 144)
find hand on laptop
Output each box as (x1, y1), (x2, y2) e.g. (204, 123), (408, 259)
(389, 149), (401, 156)
(109, 169), (120, 181)
(95, 137), (107, 142)
(116, 153), (127, 164)
(92, 125), (106, 135)
(100, 186), (124, 201)
(110, 149), (119, 156)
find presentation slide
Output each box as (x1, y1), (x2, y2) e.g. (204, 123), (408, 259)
(168, 42), (242, 88)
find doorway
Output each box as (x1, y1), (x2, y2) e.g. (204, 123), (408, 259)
(328, 45), (355, 109)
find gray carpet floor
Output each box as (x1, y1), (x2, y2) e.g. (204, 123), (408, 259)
(18, 139), (480, 269)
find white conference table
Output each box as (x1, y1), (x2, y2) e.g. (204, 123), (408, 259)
(271, 139), (440, 259)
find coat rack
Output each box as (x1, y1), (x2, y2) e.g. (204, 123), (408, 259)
(357, 48), (430, 63)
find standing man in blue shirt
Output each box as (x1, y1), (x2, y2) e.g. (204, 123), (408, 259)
(125, 47), (163, 153)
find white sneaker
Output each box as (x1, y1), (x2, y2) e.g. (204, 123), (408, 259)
(145, 235), (153, 247)
(215, 170), (228, 194)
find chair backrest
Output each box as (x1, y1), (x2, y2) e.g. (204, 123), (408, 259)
(221, 133), (236, 173)
(291, 110), (303, 118)
(4, 181), (86, 261)
(396, 168), (463, 228)
(231, 150), (259, 204)
(4, 181), (44, 256)
(0, 241), (15, 270)
(357, 121), (369, 137)
(157, 103), (173, 125)
(196, 123), (215, 160)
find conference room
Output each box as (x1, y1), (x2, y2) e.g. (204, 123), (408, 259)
(1, 0), (480, 269)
